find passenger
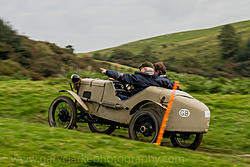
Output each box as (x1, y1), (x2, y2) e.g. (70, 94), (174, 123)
(153, 62), (182, 91)
(100, 62), (160, 100)
(153, 62), (167, 77)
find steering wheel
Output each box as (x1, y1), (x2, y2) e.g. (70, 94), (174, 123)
(123, 83), (134, 92)
(110, 79), (134, 93)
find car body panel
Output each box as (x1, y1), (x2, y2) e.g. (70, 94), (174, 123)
(76, 78), (210, 133)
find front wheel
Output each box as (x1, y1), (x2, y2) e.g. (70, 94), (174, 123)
(48, 96), (77, 129)
(170, 132), (203, 150)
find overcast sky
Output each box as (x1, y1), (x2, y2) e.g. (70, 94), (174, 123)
(0, 0), (250, 53)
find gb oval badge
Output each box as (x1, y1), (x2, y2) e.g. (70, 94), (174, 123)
(179, 109), (190, 118)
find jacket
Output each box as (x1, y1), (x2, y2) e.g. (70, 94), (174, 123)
(106, 70), (161, 96)
(155, 74), (182, 91)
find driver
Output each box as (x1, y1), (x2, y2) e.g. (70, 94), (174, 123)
(100, 62), (160, 100)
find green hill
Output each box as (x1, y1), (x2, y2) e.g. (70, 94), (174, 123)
(0, 18), (113, 80)
(80, 20), (250, 78)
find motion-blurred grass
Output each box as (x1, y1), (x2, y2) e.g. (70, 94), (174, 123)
(0, 74), (249, 166)
(0, 118), (249, 167)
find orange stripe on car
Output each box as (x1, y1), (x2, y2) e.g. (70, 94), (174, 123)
(155, 81), (179, 146)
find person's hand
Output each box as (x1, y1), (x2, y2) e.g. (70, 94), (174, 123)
(100, 68), (107, 74)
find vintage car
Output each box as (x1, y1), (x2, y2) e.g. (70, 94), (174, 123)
(48, 74), (210, 150)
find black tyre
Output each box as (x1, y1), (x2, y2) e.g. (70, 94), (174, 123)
(88, 123), (116, 135)
(129, 108), (161, 143)
(170, 132), (203, 150)
(48, 96), (77, 129)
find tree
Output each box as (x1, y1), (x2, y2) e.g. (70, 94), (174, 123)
(0, 18), (21, 50)
(237, 39), (250, 62)
(0, 42), (13, 59)
(65, 45), (74, 53)
(217, 24), (240, 59)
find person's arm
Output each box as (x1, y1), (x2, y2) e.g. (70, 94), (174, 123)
(156, 77), (171, 88)
(100, 68), (137, 85)
(100, 68), (138, 85)
(106, 70), (138, 85)
(156, 77), (182, 90)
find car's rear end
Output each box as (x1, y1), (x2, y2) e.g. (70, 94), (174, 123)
(161, 90), (210, 133)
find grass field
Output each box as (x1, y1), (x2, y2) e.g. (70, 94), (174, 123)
(0, 77), (249, 166)
(0, 118), (249, 167)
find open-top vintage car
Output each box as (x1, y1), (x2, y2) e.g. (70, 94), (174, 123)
(48, 74), (210, 150)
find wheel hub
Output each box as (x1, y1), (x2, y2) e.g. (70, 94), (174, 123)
(58, 109), (69, 122)
(140, 122), (153, 137)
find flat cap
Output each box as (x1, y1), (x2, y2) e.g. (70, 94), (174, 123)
(138, 61), (154, 69)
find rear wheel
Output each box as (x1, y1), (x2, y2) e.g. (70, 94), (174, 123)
(88, 123), (116, 135)
(129, 108), (161, 143)
(170, 132), (203, 150)
(48, 96), (77, 129)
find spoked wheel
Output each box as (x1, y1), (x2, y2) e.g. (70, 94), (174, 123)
(88, 122), (116, 135)
(48, 96), (77, 129)
(170, 132), (203, 150)
(129, 109), (161, 143)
